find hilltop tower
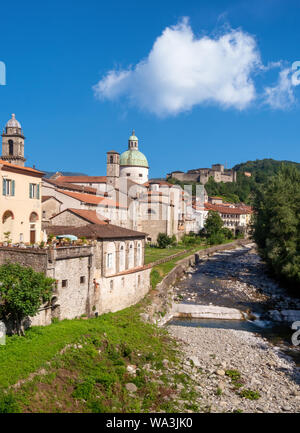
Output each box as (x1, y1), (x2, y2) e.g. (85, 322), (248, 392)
(1, 114), (26, 166)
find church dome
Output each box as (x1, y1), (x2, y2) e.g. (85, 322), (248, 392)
(6, 113), (21, 129)
(120, 149), (149, 168)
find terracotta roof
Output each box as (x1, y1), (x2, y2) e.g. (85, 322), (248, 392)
(43, 178), (97, 194)
(144, 180), (174, 187)
(42, 195), (63, 203)
(55, 175), (107, 183)
(50, 208), (109, 225)
(205, 203), (252, 215)
(0, 159), (44, 176)
(46, 224), (147, 239)
(57, 190), (127, 208)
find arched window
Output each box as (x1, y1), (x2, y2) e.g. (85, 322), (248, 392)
(29, 212), (39, 222)
(2, 210), (14, 239)
(8, 140), (14, 155)
(128, 241), (134, 268)
(2, 210), (14, 224)
(119, 242), (125, 272)
(106, 242), (116, 274)
(137, 241), (142, 267)
(110, 155), (113, 164)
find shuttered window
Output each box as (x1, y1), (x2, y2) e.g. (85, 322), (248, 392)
(2, 178), (15, 196)
(29, 183), (40, 199)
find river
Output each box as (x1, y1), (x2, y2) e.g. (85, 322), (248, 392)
(167, 243), (300, 366)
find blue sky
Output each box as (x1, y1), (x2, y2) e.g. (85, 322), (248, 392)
(0, 0), (299, 177)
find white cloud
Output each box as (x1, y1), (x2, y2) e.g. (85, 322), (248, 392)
(93, 19), (262, 116)
(264, 67), (298, 109)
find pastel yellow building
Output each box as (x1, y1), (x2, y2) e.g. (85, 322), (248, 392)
(0, 114), (44, 244)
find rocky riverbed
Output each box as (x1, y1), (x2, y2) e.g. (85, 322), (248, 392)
(166, 243), (300, 412)
(168, 325), (300, 413)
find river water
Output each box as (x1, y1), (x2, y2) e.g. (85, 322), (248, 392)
(167, 244), (300, 366)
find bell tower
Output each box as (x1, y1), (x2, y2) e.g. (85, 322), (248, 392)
(106, 150), (120, 187)
(1, 114), (26, 166)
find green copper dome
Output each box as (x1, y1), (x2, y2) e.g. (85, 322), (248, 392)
(120, 149), (149, 168)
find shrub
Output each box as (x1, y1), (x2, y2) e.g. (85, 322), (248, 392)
(157, 233), (172, 249)
(240, 389), (261, 400)
(72, 377), (95, 400)
(0, 391), (20, 413)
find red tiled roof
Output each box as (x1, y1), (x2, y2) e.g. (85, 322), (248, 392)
(205, 203), (252, 215)
(42, 195), (63, 203)
(46, 224), (147, 239)
(55, 175), (107, 183)
(43, 178), (97, 194)
(0, 159), (44, 176)
(57, 190), (127, 209)
(50, 208), (109, 225)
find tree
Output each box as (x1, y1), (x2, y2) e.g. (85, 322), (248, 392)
(156, 233), (172, 249)
(252, 165), (300, 288)
(204, 211), (224, 237)
(0, 263), (55, 335)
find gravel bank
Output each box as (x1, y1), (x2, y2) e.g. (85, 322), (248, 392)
(167, 325), (300, 413)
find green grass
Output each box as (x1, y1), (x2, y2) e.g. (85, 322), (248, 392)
(144, 244), (190, 265)
(0, 303), (200, 413)
(240, 389), (261, 400)
(150, 244), (210, 289)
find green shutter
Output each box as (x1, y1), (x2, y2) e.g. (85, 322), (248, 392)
(37, 184), (40, 199)
(11, 180), (15, 196)
(29, 183), (32, 198)
(2, 179), (6, 196)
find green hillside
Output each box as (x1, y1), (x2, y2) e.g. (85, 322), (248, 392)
(168, 159), (300, 205)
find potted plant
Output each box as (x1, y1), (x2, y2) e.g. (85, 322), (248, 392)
(3, 231), (12, 247)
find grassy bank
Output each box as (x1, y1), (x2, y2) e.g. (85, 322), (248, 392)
(145, 244), (192, 265)
(0, 304), (200, 413)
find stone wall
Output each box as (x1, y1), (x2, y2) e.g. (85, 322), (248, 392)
(0, 247), (48, 273)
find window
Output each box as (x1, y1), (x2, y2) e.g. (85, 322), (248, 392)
(126, 173), (130, 177)
(2, 179), (15, 196)
(29, 183), (40, 199)
(110, 155), (113, 163)
(8, 140), (14, 155)
(107, 253), (113, 269)
(62, 280), (68, 288)
(42, 210), (46, 218)
(80, 276), (85, 284)
(139, 174), (143, 177)
(110, 280), (114, 291)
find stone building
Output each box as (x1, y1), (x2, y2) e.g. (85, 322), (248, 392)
(167, 164), (237, 184)
(44, 130), (191, 243)
(0, 223), (150, 327)
(204, 202), (252, 235)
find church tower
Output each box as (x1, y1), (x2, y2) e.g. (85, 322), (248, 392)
(1, 114), (26, 166)
(106, 150), (120, 187)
